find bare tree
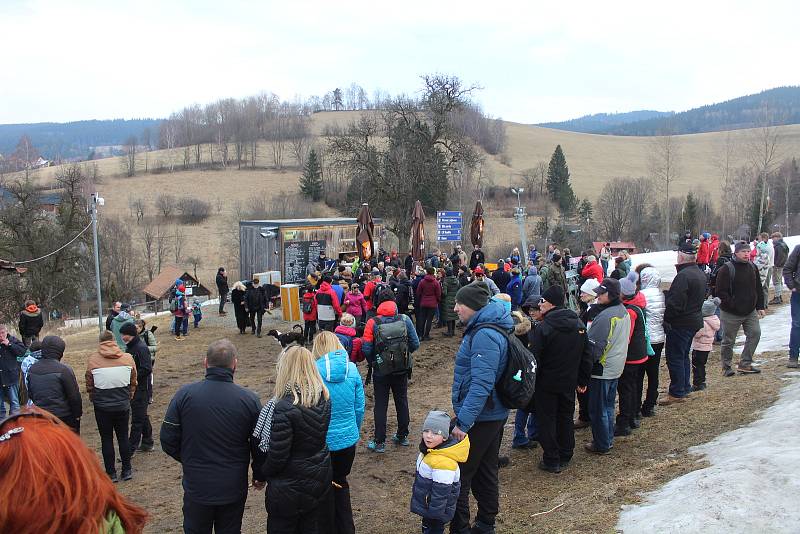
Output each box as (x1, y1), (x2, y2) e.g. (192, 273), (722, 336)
(122, 136), (137, 177)
(155, 193), (176, 219)
(648, 129), (680, 246)
(173, 226), (185, 263)
(186, 256), (202, 281)
(714, 132), (739, 238)
(160, 120), (178, 172)
(131, 197), (145, 224)
(140, 220), (156, 281)
(535, 160), (548, 196)
(596, 178), (637, 240)
(155, 223), (168, 274)
(748, 106), (782, 234)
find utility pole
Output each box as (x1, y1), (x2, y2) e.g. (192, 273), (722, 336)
(90, 193), (104, 333)
(511, 187), (527, 264)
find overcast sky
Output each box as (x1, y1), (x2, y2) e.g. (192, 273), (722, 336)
(1, 0), (797, 125)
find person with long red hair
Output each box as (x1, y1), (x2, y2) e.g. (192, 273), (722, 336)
(0, 407), (148, 533)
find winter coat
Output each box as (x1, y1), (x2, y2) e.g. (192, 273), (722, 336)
(410, 436), (470, 523)
(302, 291), (317, 321)
(110, 312), (135, 351)
(18, 307), (44, 338)
(691, 315), (721, 352)
(315, 281), (342, 322)
(784, 245), (800, 291)
(0, 336), (26, 387)
(139, 329), (158, 360)
(416, 274), (442, 309)
(244, 285), (267, 312)
(27, 346), (82, 421)
(342, 291), (367, 318)
(715, 258), (765, 316)
(586, 301), (631, 380)
(390, 279), (412, 312)
(125, 336), (152, 393)
(441, 275), (460, 322)
(623, 292), (649, 363)
(709, 235), (720, 264)
(404, 254), (414, 274)
(334, 325), (363, 363)
(85, 340), (137, 411)
(696, 238), (711, 265)
(529, 307), (593, 394)
(617, 260), (631, 278)
(491, 269), (510, 294)
(481, 276), (500, 295)
(664, 263), (706, 331)
(231, 286), (247, 309)
(452, 300), (512, 432)
(361, 301), (420, 364)
(639, 267), (666, 344)
(332, 283), (345, 306)
(160, 367), (262, 506)
(773, 239), (790, 268)
(216, 272), (229, 295)
(581, 261), (605, 283)
(253, 396), (333, 517)
(469, 249), (485, 270)
(315, 349), (365, 451)
(540, 262), (567, 292)
(363, 280), (379, 311)
(506, 274), (523, 307)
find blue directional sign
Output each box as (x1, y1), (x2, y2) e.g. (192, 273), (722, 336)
(436, 211), (462, 241)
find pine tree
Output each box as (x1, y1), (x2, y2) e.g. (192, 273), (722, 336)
(682, 192), (699, 236)
(299, 149), (324, 201)
(546, 145), (577, 216)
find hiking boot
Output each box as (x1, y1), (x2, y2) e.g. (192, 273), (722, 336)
(692, 383), (707, 392)
(640, 407), (656, 418)
(537, 460), (563, 474)
(584, 442), (610, 455)
(723, 368), (736, 377)
(737, 364), (761, 374)
(559, 457), (572, 469)
(108, 471), (119, 483)
(614, 425), (632, 437)
(391, 434), (410, 446)
(367, 440), (385, 453)
(511, 440), (538, 450)
(573, 418), (591, 429)
(787, 358), (799, 368)
(630, 417), (641, 429)
(658, 395), (686, 406)
(121, 468), (132, 481)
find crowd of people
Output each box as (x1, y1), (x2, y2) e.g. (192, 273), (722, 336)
(1, 230), (798, 533)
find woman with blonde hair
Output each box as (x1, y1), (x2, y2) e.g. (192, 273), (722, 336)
(253, 346), (332, 533)
(312, 331), (365, 534)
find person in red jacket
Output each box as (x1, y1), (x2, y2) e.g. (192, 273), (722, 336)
(414, 267), (442, 341)
(709, 234), (720, 265)
(302, 288), (317, 345)
(696, 234), (711, 270)
(363, 272), (382, 316)
(580, 255), (605, 283)
(314, 276), (342, 332)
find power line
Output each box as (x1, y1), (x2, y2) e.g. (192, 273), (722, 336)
(1, 221), (93, 265)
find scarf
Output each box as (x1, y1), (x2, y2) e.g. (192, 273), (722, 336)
(253, 384), (301, 453)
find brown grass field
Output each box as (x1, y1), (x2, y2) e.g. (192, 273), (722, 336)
(53, 305), (791, 533)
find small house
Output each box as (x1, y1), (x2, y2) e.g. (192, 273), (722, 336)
(142, 265), (211, 309)
(592, 241), (638, 256)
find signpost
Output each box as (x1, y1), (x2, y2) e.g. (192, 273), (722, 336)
(437, 211), (462, 242)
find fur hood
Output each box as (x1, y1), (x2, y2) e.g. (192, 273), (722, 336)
(511, 310), (531, 336)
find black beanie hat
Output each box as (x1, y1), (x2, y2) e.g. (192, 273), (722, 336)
(542, 285), (565, 307)
(41, 335), (66, 360)
(119, 322), (139, 337)
(455, 281), (492, 311)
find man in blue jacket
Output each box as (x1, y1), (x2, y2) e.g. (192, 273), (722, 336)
(450, 281), (511, 534)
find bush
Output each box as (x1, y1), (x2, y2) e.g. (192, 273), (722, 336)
(176, 198), (212, 224)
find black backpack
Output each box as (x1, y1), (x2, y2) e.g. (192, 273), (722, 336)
(372, 315), (411, 377)
(471, 324), (537, 409)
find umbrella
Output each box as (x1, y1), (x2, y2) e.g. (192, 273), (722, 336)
(356, 203), (375, 262)
(470, 200), (485, 248)
(410, 200), (426, 261)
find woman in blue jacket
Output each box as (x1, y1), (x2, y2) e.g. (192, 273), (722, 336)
(506, 268), (523, 310)
(312, 331), (365, 534)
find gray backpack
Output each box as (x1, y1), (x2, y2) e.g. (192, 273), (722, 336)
(373, 316), (411, 377)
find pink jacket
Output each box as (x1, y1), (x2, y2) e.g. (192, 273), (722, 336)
(691, 315), (721, 352)
(342, 292), (367, 317)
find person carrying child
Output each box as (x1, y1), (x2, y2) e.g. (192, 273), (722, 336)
(192, 299), (203, 328)
(335, 313), (363, 364)
(691, 298), (721, 391)
(410, 410), (470, 534)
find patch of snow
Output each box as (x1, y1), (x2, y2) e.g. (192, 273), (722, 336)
(734, 304), (791, 356)
(618, 371), (800, 533)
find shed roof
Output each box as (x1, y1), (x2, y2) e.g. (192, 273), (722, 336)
(592, 241), (638, 252)
(240, 217), (382, 228)
(142, 265), (209, 300)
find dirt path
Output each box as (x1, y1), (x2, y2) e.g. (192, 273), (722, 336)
(58, 310), (790, 533)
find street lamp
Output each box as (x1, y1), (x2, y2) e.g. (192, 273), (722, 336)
(89, 193), (104, 333)
(510, 187), (527, 263)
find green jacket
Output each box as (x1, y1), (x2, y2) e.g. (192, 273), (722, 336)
(441, 276), (460, 322)
(110, 313), (135, 351)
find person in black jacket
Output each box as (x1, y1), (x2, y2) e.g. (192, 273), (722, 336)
(105, 301), (121, 331)
(530, 286), (593, 473)
(0, 324), (27, 418)
(230, 281), (249, 334)
(216, 267), (229, 315)
(18, 300), (44, 346)
(662, 246), (707, 403)
(784, 244), (800, 367)
(491, 260), (510, 294)
(121, 322), (153, 455)
(161, 339), (262, 534)
(253, 346), (332, 534)
(26, 335), (82, 433)
(244, 278), (268, 337)
(469, 246), (485, 270)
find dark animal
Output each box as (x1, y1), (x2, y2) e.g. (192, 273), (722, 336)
(267, 325), (305, 349)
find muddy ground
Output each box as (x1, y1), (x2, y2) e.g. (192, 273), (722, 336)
(56, 308), (790, 533)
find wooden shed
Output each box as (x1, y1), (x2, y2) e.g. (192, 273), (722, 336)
(240, 218), (384, 283)
(142, 265), (212, 304)
(592, 241), (638, 255)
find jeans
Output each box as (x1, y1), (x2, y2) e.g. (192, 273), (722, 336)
(791, 291), (800, 359)
(372, 372), (409, 444)
(193, 315), (201, 328)
(328, 446), (356, 534)
(534, 389), (575, 467)
(588, 378), (617, 452)
(512, 409), (538, 447)
(218, 291), (228, 314)
(129, 389), (153, 451)
(0, 383), (20, 418)
(95, 408), (131, 474)
(183, 495), (246, 534)
(665, 325), (696, 398)
(720, 310), (761, 369)
(450, 420), (505, 534)
(640, 342), (663, 412)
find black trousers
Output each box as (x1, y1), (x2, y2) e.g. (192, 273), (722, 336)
(534, 389), (575, 467)
(267, 505), (323, 534)
(577, 389), (590, 422)
(95, 408), (130, 473)
(249, 310), (264, 334)
(616, 363), (641, 430)
(218, 291), (228, 313)
(372, 372), (409, 444)
(450, 419), (505, 534)
(318, 320), (337, 332)
(183, 495), (246, 534)
(692, 350), (710, 386)
(129, 389), (153, 451)
(304, 320), (318, 345)
(233, 304), (248, 332)
(416, 306), (436, 339)
(640, 342), (664, 412)
(328, 446), (356, 534)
